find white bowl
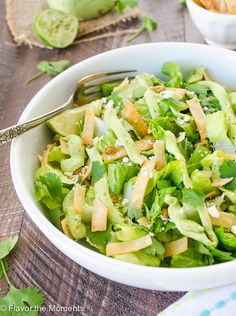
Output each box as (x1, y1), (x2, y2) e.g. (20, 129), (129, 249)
(10, 43), (236, 291)
(187, 0), (236, 49)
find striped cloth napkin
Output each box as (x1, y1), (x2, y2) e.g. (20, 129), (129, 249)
(159, 283), (236, 316)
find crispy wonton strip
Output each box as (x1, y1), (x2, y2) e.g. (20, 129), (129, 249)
(225, 0), (236, 14)
(211, 177), (234, 187)
(187, 98), (207, 141)
(200, 0), (217, 10)
(106, 235), (152, 256)
(153, 140), (166, 171)
(81, 108), (95, 146)
(130, 159), (157, 209)
(226, 154), (236, 160)
(73, 184), (86, 214)
(92, 200), (107, 232)
(137, 217), (150, 229)
(210, 211), (236, 228)
(122, 100), (148, 137)
(152, 86), (186, 99)
(61, 218), (73, 239)
(41, 144), (54, 166)
(164, 237), (188, 257)
(103, 139), (154, 161)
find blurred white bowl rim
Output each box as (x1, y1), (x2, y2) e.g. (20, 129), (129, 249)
(10, 42), (236, 291)
(187, 0), (236, 49)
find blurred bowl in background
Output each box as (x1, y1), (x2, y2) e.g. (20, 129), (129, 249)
(187, 0), (236, 49)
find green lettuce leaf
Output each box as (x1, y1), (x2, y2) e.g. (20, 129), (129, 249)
(171, 240), (214, 267)
(86, 223), (112, 254)
(186, 65), (205, 84)
(207, 111), (235, 154)
(162, 61), (183, 88)
(220, 160), (236, 190)
(215, 227), (236, 251)
(108, 162), (139, 194)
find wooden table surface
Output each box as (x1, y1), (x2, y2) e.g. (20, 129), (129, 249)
(0, 1), (205, 315)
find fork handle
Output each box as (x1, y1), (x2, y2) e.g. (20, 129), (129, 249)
(0, 101), (72, 145)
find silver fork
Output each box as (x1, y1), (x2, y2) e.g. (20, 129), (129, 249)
(0, 70), (136, 145)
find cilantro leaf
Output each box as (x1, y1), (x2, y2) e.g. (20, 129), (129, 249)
(115, 0), (138, 13)
(128, 16), (158, 42)
(37, 60), (70, 76)
(209, 247), (235, 262)
(35, 173), (64, 207)
(86, 223), (112, 253)
(0, 286), (45, 315)
(0, 236), (45, 315)
(0, 260), (8, 279)
(26, 59), (70, 84)
(220, 161), (236, 190)
(179, 0), (186, 6)
(0, 236), (19, 260)
(34, 173), (67, 229)
(182, 188), (205, 207)
(123, 204), (143, 220)
(92, 161), (106, 183)
(143, 238), (165, 258)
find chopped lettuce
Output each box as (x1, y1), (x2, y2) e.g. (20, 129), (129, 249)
(34, 173), (68, 229)
(219, 160), (236, 190)
(207, 111), (235, 154)
(165, 195), (216, 247)
(171, 240), (214, 267)
(199, 81), (236, 149)
(164, 130), (192, 188)
(86, 147), (124, 224)
(108, 162), (139, 195)
(191, 170), (212, 193)
(95, 128), (117, 153)
(162, 61), (183, 88)
(103, 107), (145, 165)
(63, 188), (86, 239)
(186, 65), (205, 84)
(215, 227), (236, 251)
(187, 144), (210, 174)
(61, 135), (85, 172)
(144, 88), (160, 118)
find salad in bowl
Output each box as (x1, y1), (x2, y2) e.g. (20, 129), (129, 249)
(34, 61), (236, 268)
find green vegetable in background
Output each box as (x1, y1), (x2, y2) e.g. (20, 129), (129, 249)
(0, 236), (45, 314)
(48, 0), (116, 20)
(115, 0), (138, 13)
(34, 9), (78, 48)
(178, 0), (186, 6)
(34, 172), (69, 229)
(128, 16), (158, 42)
(26, 60), (70, 84)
